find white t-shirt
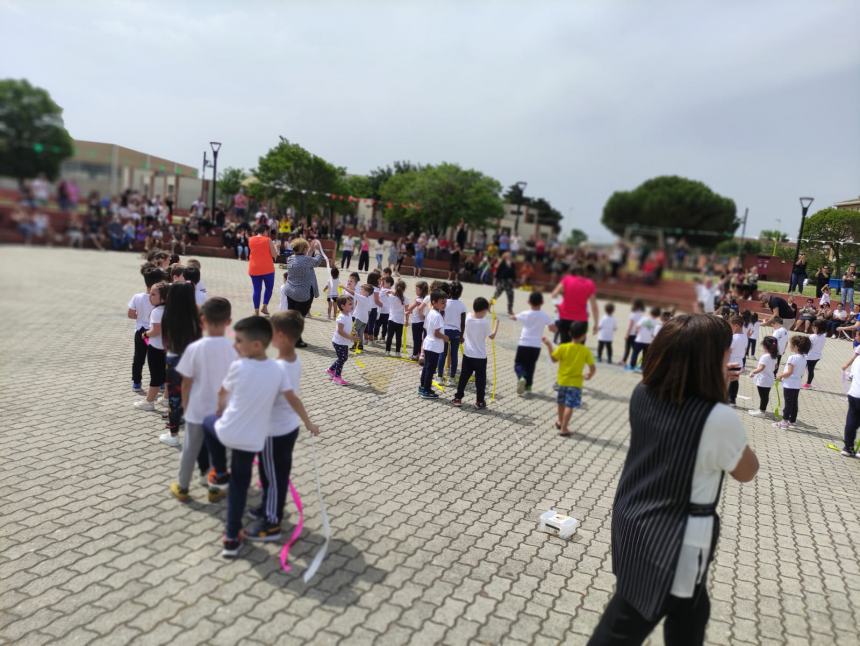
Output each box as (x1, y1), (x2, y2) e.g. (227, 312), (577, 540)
(352, 292), (371, 323)
(443, 299), (467, 331)
(627, 310), (643, 335)
(597, 315), (617, 342)
(634, 316), (657, 344)
(820, 292), (831, 307)
(194, 289), (207, 307)
(387, 293), (406, 325)
(176, 336), (238, 424)
(696, 285), (716, 313)
(378, 288), (391, 314)
(782, 353), (807, 390)
(326, 278), (339, 299)
(773, 327), (789, 354)
(753, 354), (776, 388)
(516, 309), (553, 348)
(128, 292), (153, 332)
(423, 309), (445, 353)
(332, 312), (353, 346)
(342, 237), (354, 251)
(148, 306), (165, 350)
(848, 356), (860, 398)
(807, 333), (826, 361)
(421, 295), (431, 329)
(279, 283), (289, 311)
(749, 321), (761, 341)
(463, 314), (491, 359)
(215, 358), (290, 452)
(271, 357), (301, 436)
(671, 403), (747, 597)
(729, 332), (747, 366)
(411, 297), (426, 324)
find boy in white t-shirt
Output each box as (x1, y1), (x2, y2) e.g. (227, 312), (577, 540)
(134, 282), (170, 411)
(774, 335), (810, 430)
(127, 267), (164, 393)
(438, 282), (468, 380)
(246, 311), (320, 541)
(728, 315), (748, 406)
(621, 299), (645, 366)
(201, 316), (298, 558)
(324, 267), (340, 320)
(510, 292), (557, 395)
(343, 281), (374, 352)
(627, 306), (660, 372)
(278, 271), (290, 312)
(596, 302), (617, 364)
(419, 290), (449, 398)
(169, 297), (237, 502)
(453, 297), (498, 409)
(771, 317), (789, 374)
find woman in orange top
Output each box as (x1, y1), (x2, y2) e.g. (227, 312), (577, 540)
(248, 224), (278, 316)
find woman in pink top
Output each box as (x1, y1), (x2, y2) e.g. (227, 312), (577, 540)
(551, 265), (599, 342)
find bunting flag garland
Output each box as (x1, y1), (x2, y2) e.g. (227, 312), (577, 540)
(271, 183), (422, 211)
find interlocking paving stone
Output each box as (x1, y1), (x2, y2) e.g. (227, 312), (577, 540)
(2, 245), (860, 645)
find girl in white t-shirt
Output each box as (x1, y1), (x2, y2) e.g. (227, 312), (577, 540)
(803, 320), (827, 389)
(596, 303), (617, 363)
(278, 271), (290, 312)
(135, 282), (169, 410)
(775, 335), (811, 429)
(748, 336), (778, 417)
(627, 306), (660, 372)
(405, 281), (429, 361)
(510, 292), (557, 395)
(621, 299), (645, 366)
(324, 267), (340, 320)
(327, 297), (356, 385)
(375, 275), (394, 343)
(385, 280), (407, 355)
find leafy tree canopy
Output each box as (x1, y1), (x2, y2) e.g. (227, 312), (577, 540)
(380, 162), (504, 235)
(802, 207), (860, 273)
(601, 175), (737, 248)
(566, 228), (588, 247)
(0, 79), (74, 182)
(759, 229), (788, 243)
(216, 167), (247, 203)
(368, 161), (421, 200)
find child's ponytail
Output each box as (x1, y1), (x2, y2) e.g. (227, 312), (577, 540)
(395, 280), (407, 304)
(761, 335), (778, 359)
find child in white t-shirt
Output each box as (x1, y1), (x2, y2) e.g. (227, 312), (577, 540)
(627, 306), (659, 372)
(771, 317), (789, 373)
(803, 320), (827, 389)
(748, 336), (778, 417)
(324, 267), (340, 320)
(510, 291), (557, 395)
(201, 316), (299, 558)
(419, 290), (449, 398)
(774, 335), (811, 430)
(453, 296), (498, 409)
(328, 296), (357, 385)
(621, 299), (645, 366)
(384, 279), (407, 355)
(728, 315), (748, 406)
(342, 275), (372, 352)
(743, 312), (760, 361)
(654, 310), (672, 338)
(375, 275), (394, 342)
(596, 303), (617, 364)
(127, 268), (163, 393)
(278, 271), (290, 311)
(134, 282), (170, 410)
(170, 297), (237, 501)
(405, 281), (429, 361)
(438, 282), (468, 380)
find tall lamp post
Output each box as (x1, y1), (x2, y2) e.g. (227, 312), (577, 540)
(793, 197), (815, 267)
(209, 141), (221, 221)
(513, 180), (527, 235)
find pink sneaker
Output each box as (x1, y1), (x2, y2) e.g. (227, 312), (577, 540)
(325, 368), (336, 379)
(802, 384), (811, 389)
(331, 376), (348, 386)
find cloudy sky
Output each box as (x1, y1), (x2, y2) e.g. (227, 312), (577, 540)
(2, 0), (858, 241)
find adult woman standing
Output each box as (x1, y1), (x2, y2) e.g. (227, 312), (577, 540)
(589, 315), (759, 646)
(788, 252), (808, 293)
(284, 237), (326, 347)
(551, 265), (599, 342)
(357, 234), (370, 272)
(842, 263), (856, 309)
(814, 265), (830, 298)
(493, 251), (517, 315)
(248, 224), (277, 316)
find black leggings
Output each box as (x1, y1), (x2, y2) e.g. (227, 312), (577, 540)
(514, 346), (541, 388)
(629, 341), (649, 368)
(330, 343), (349, 376)
(843, 395), (860, 453)
(340, 250), (352, 268)
(782, 387), (799, 423)
(728, 380), (739, 404)
(806, 359), (819, 385)
(411, 321), (425, 358)
(386, 321), (404, 353)
(757, 386), (771, 411)
(746, 338), (756, 358)
(374, 313), (389, 339)
(622, 334), (636, 363)
(597, 341), (613, 363)
(358, 250), (370, 271)
(147, 347), (166, 388)
(132, 327), (148, 385)
(455, 356), (487, 403)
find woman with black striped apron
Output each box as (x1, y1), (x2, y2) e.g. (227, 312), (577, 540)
(589, 314), (759, 646)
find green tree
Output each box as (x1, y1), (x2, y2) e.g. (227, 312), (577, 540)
(216, 167), (247, 203)
(601, 175), (737, 248)
(0, 79), (74, 184)
(566, 228), (588, 247)
(253, 138), (342, 221)
(368, 161), (421, 200)
(801, 207), (860, 274)
(759, 229), (788, 243)
(380, 163), (503, 235)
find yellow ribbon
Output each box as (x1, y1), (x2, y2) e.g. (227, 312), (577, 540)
(490, 299), (497, 402)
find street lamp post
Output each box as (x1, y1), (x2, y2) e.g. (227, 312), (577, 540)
(793, 197), (815, 267)
(513, 180), (527, 235)
(209, 141), (222, 222)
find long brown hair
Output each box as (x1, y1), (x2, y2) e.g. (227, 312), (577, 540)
(641, 314), (731, 405)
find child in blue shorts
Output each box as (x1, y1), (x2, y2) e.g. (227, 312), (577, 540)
(543, 321), (595, 436)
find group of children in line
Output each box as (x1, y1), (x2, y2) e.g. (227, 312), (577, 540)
(128, 252), (321, 558)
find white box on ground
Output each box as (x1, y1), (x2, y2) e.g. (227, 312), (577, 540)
(539, 509), (579, 539)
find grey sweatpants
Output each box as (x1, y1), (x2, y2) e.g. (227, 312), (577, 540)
(178, 422), (205, 490)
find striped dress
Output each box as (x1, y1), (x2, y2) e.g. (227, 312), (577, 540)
(611, 383), (717, 621)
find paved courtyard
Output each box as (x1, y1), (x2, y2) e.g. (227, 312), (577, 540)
(1, 245), (859, 646)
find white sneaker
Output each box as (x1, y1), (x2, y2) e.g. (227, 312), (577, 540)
(134, 400), (156, 411)
(748, 410), (763, 416)
(159, 432), (180, 448)
(199, 473), (210, 487)
(517, 377), (527, 395)
(156, 396), (169, 408)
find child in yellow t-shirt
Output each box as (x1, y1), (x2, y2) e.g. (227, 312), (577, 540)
(543, 321), (595, 436)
